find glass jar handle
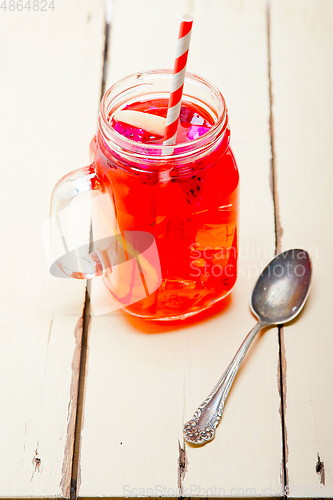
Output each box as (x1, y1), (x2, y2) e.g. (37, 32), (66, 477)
(49, 164), (104, 280)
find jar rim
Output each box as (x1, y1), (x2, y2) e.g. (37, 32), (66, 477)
(99, 69), (229, 162)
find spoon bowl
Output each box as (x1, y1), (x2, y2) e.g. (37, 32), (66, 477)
(251, 248), (312, 324)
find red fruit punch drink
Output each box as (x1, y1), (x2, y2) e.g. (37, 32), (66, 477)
(91, 70), (239, 320)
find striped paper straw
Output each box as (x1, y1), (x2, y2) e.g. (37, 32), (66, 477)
(163, 15), (193, 147)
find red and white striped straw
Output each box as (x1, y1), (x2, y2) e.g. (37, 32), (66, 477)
(163, 15), (193, 147)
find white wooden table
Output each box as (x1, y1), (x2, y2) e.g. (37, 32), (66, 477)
(0, 0), (332, 498)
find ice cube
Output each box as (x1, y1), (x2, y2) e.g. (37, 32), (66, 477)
(187, 125), (210, 141)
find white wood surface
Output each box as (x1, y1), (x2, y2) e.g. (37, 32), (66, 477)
(270, 0), (333, 496)
(0, 2), (105, 497)
(2, 0), (331, 498)
(78, 0), (282, 497)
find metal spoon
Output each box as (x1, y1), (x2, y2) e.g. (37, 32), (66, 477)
(184, 248), (312, 445)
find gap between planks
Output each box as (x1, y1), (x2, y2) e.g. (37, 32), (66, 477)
(70, 14), (111, 500)
(70, 284), (91, 500)
(267, 0), (288, 495)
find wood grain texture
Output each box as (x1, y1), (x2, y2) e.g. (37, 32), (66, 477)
(0, 2), (105, 497)
(78, 0), (282, 497)
(270, 0), (333, 496)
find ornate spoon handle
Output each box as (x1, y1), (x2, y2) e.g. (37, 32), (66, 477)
(184, 321), (267, 445)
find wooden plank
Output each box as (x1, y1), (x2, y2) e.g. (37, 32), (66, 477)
(0, 2), (105, 497)
(79, 0), (282, 497)
(183, 0), (282, 495)
(270, 0), (333, 496)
